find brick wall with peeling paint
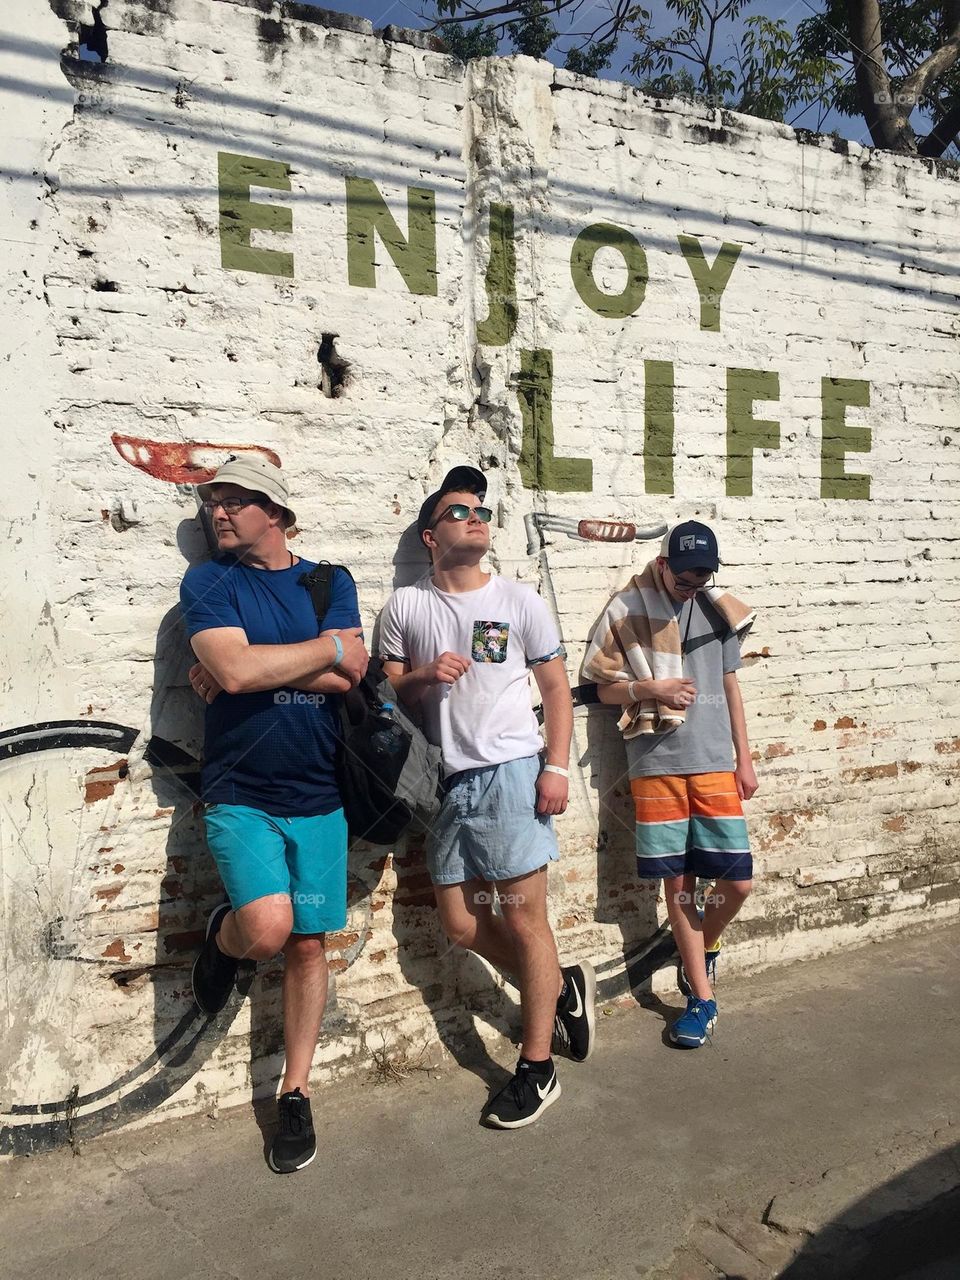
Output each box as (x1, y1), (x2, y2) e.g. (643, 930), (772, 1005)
(2, 0), (958, 1152)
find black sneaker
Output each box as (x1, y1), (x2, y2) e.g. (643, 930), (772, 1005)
(269, 1089), (317, 1173)
(191, 903), (238, 1016)
(553, 961), (597, 1062)
(481, 1061), (561, 1130)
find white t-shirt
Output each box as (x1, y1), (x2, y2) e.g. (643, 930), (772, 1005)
(378, 575), (565, 776)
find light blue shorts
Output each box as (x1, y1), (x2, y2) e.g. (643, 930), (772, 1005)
(203, 803), (348, 935)
(427, 754), (559, 886)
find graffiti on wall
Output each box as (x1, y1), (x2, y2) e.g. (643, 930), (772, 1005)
(218, 153), (874, 503)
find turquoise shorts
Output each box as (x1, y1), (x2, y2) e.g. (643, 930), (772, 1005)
(203, 803), (348, 935)
(427, 754), (559, 886)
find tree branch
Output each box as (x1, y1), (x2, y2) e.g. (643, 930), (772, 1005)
(918, 95), (960, 156)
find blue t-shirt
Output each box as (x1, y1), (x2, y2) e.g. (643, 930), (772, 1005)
(179, 555), (361, 816)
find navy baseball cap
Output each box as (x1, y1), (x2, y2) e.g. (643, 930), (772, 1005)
(417, 466), (487, 540)
(661, 520), (720, 573)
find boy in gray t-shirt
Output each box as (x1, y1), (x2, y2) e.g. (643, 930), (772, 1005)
(585, 521), (759, 1049)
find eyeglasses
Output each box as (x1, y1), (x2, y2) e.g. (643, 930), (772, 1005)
(428, 503), (493, 531)
(669, 568), (715, 592)
(201, 497), (265, 516)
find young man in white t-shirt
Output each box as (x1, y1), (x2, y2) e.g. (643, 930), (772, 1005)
(379, 466), (596, 1129)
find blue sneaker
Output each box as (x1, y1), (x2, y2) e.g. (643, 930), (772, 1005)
(676, 942), (721, 998)
(670, 996), (717, 1047)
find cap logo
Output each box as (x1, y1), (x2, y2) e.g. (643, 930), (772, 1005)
(679, 534), (696, 551)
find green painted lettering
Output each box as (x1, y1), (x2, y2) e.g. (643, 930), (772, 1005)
(476, 202), (517, 346)
(678, 235), (742, 331)
(218, 151), (293, 278)
(516, 349), (592, 493)
(644, 359), (675, 495)
(821, 377), (871, 499)
(345, 177), (437, 295)
(726, 368), (780, 497)
(570, 223), (647, 319)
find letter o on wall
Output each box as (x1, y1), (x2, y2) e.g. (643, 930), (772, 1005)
(570, 223), (648, 319)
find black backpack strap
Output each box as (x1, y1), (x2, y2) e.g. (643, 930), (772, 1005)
(298, 562), (356, 630)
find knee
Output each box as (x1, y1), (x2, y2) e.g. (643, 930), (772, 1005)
(234, 910), (292, 961)
(718, 878), (752, 905)
(440, 912), (480, 951)
(243, 928), (291, 961)
(283, 933), (328, 965)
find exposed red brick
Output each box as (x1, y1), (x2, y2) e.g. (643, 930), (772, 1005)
(883, 815), (906, 832)
(112, 863), (124, 873)
(934, 738), (960, 754)
(834, 716), (857, 728)
(83, 759), (128, 803)
(95, 883), (122, 902)
(328, 958), (348, 974)
(843, 762), (898, 783)
(812, 719), (827, 731)
(764, 742), (792, 759)
(368, 950), (387, 963)
(325, 930), (360, 951)
(102, 938), (131, 962)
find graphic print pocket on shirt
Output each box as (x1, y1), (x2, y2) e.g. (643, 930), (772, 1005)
(472, 620), (510, 663)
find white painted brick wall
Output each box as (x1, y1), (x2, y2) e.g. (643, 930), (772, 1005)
(1, 0), (958, 1151)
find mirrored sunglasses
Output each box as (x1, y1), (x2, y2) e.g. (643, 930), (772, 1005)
(429, 503), (493, 530)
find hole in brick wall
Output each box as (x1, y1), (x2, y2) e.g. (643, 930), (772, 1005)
(78, 0), (109, 63)
(92, 278), (118, 292)
(317, 333), (350, 398)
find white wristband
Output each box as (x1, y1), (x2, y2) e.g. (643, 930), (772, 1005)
(542, 764), (569, 777)
(331, 634), (344, 666)
(628, 680), (640, 702)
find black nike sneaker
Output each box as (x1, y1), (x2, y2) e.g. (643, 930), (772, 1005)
(553, 961), (597, 1062)
(481, 1060), (561, 1129)
(191, 902), (239, 1016)
(269, 1088), (317, 1173)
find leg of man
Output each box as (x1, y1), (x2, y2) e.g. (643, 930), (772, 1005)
(495, 866), (561, 1061)
(663, 871), (713, 1002)
(433, 878), (520, 973)
(194, 805), (295, 1014)
(280, 932), (328, 1095)
(220, 894), (293, 960)
(701, 877), (753, 952)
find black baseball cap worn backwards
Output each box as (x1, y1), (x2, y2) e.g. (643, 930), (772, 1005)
(417, 466), (487, 540)
(662, 520), (720, 574)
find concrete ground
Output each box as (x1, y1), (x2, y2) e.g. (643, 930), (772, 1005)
(2, 922), (959, 1280)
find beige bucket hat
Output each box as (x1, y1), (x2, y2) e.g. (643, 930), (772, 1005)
(197, 455), (296, 528)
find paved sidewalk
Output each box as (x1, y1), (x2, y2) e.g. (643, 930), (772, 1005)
(2, 922), (958, 1280)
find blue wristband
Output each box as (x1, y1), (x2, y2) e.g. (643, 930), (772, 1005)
(331, 634), (344, 667)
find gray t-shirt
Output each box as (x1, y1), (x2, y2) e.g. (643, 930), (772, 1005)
(625, 594), (743, 779)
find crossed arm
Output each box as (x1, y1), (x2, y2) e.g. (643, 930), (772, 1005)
(189, 626), (366, 701)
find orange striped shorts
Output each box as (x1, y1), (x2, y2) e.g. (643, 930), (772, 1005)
(631, 771), (752, 881)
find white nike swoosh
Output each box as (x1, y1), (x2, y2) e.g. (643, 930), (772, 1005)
(567, 982), (583, 1020)
(535, 1076), (555, 1100)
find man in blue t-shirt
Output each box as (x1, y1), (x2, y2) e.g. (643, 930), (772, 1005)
(179, 454), (367, 1174)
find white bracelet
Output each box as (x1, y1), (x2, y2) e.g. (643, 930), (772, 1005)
(331, 634), (344, 666)
(542, 764), (569, 777)
(628, 680), (639, 702)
